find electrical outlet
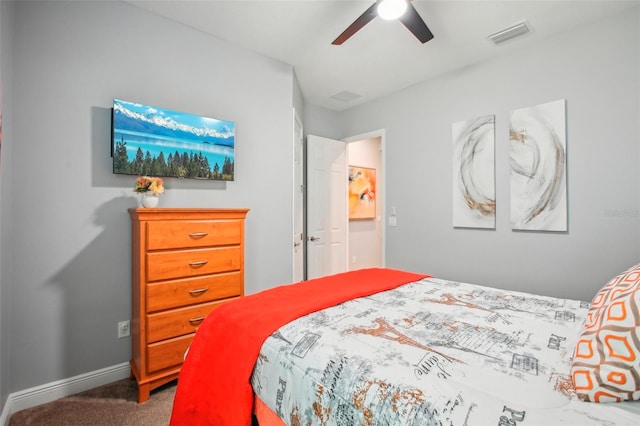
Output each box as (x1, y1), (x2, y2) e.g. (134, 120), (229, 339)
(118, 320), (130, 338)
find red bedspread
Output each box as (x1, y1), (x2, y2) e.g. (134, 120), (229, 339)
(169, 268), (428, 426)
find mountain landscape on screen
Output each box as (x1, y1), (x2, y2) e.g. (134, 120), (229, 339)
(112, 99), (235, 180)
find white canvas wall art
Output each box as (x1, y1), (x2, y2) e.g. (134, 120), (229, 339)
(509, 99), (567, 231)
(452, 115), (495, 229)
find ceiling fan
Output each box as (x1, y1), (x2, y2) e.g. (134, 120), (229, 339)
(332, 0), (434, 45)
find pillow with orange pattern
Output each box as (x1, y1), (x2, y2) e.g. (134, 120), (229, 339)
(571, 262), (640, 402)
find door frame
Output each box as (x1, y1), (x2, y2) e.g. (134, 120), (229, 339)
(292, 109), (304, 282)
(301, 128), (387, 279)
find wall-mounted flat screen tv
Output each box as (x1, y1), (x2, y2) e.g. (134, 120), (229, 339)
(112, 99), (235, 181)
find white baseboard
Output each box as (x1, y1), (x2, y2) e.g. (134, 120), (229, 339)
(0, 362), (130, 426)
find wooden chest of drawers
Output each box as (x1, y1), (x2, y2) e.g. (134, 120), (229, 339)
(128, 208), (249, 402)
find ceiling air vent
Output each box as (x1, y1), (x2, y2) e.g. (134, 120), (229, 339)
(488, 21), (531, 45)
(330, 90), (362, 103)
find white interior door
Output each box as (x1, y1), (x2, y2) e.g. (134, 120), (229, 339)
(306, 135), (348, 279)
(293, 111), (304, 282)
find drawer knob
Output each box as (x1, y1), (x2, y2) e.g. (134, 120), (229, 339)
(189, 260), (209, 267)
(188, 287), (209, 296)
(188, 317), (205, 326)
(189, 232), (209, 238)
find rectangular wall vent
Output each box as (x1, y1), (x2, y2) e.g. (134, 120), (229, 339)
(488, 21), (531, 45)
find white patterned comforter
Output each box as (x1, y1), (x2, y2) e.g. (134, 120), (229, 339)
(251, 277), (640, 425)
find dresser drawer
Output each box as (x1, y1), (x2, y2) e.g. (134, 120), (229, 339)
(146, 334), (193, 374)
(146, 299), (231, 343)
(147, 272), (243, 312)
(146, 246), (241, 282)
(146, 220), (242, 251)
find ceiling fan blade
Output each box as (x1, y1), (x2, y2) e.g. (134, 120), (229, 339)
(399, 2), (434, 43)
(332, 3), (378, 45)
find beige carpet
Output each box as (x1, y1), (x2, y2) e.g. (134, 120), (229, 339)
(9, 379), (176, 426)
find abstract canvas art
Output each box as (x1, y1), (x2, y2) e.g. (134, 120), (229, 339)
(348, 166), (376, 220)
(452, 115), (496, 228)
(509, 99), (567, 231)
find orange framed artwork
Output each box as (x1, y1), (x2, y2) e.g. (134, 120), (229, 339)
(348, 166), (376, 220)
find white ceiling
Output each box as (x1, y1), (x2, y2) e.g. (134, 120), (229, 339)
(125, 0), (639, 111)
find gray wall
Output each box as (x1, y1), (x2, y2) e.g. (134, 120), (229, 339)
(339, 8), (640, 301)
(5, 0), (294, 393)
(293, 71), (305, 123)
(0, 0), (15, 411)
(303, 103), (342, 140)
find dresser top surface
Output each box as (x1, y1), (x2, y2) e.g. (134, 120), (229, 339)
(129, 208), (250, 221)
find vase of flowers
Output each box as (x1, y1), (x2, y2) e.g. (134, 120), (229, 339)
(133, 176), (165, 208)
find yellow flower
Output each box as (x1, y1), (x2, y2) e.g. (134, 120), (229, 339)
(133, 176), (165, 195)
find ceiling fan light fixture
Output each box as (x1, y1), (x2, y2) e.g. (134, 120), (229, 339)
(377, 0), (407, 21)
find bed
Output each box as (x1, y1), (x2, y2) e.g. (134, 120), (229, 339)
(170, 264), (640, 425)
